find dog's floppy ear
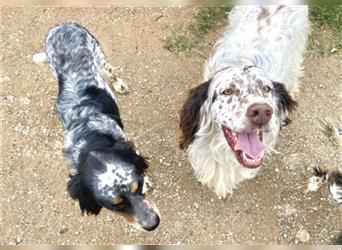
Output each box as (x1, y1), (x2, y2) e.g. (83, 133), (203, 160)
(67, 174), (102, 215)
(77, 131), (115, 163)
(272, 81), (297, 125)
(112, 140), (149, 175)
(179, 79), (211, 150)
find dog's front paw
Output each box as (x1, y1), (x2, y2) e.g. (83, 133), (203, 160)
(112, 77), (129, 94)
(329, 182), (342, 206)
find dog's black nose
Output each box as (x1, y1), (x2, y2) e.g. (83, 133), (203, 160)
(246, 103), (273, 126)
(142, 215), (160, 231)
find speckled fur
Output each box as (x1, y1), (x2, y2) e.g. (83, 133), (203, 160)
(34, 23), (159, 230)
(181, 6), (310, 198)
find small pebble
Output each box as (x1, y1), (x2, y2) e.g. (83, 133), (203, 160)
(296, 228), (310, 242)
(15, 236), (22, 244)
(59, 226), (68, 234)
(0, 76), (10, 82)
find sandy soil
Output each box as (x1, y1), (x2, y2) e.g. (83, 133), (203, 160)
(1, 7), (341, 244)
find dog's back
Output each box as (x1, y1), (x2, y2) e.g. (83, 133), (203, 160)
(45, 23), (100, 77)
(206, 6), (310, 96)
(44, 23), (119, 127)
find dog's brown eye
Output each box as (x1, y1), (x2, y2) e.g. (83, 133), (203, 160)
(130, 181), (139, 193)
(263, 86), (272, 93)
(112, 196), (124, 205)
(222, 88), (234, 96)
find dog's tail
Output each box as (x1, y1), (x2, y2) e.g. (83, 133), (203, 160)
(33, 52), (47, 64)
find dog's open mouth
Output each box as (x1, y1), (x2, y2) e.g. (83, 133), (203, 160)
(223, 127), (265, 168)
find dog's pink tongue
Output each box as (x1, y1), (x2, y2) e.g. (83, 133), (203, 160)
(234, 132), (265, 159)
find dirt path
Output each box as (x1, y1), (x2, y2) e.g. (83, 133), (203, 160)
(1, 7), (341, 244)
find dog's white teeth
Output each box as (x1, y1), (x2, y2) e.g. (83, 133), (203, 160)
(242, 152), (253, 164)
(257, 151), (264, 160)
(242, 152), (263, 164)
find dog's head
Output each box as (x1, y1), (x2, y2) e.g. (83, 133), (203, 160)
(180, 65), (297, 169)
(67, 133), (160, 231)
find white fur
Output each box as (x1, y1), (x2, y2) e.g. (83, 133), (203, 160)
(204, 5), (310, 96)
(187, 6), (310, 198)
(330, 183), (342, 205)
(97, 164), (133, 190)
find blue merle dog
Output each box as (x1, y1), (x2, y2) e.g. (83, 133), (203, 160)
(33, 23), (160, 231)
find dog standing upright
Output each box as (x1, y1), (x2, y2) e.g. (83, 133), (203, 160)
(34, 23), (160, 231)
(180, 6), (310, 198)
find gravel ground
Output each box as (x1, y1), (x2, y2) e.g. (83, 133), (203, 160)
(1, 7), (341, 244)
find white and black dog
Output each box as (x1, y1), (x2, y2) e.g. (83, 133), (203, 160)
(180, 6), (310, 198)
(33, 23), (160, 231)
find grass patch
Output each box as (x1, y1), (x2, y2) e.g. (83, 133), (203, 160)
(309, 6), (342, 56)
(310, 6), (341, 30)
(163, 7), (231, 55)
(164, 6), (342, 57)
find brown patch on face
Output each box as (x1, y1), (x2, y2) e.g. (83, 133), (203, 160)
(234, 88), (240, 96)
(115, 211), (138, 224)
(130, 181), (139, 193)
(112, 196), (124, 205)
(179, 79), (211, 150)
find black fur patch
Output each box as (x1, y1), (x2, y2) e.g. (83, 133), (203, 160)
(67, 174), (102, 215)
(74, 130), (148, 175)
(272, 81), (297, 114)
(312, 167), (328, 179)
(111, 141), (149, 175)
(81, 86), (123, 128)
(331, 170), (342, 186)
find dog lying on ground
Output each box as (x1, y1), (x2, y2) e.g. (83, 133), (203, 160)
(33, 23), (160, 231)
(180, 6), (310, 198)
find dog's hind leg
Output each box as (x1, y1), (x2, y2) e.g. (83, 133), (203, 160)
(94, 47), (129, 94)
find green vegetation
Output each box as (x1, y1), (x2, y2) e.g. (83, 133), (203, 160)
(309, 6), (342, 56)
(163, 7), (231, 56)
(164, 6), (342, 57)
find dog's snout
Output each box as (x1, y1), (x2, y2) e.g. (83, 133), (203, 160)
(142, 214), (160, 231)
(246, 103), (273, 126)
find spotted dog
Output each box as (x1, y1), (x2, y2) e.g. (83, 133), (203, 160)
(180, 6), (310, 198)
(33, 23), (159, 231)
